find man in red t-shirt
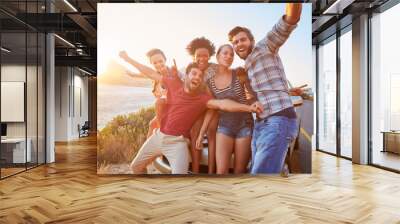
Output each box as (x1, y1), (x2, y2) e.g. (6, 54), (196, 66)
(120, 52), (262, 174)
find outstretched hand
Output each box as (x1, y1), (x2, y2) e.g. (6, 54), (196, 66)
(289, 84), (307, 96)
(119, 51), (129, 61)
(171, 59), (178, 77)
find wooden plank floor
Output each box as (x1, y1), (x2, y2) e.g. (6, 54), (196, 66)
(1, 136), (399, 224)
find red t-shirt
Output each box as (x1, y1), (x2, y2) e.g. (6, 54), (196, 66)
(160, 75), (212, 138)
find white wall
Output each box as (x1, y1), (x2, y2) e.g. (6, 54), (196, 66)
(55, 67), (69, 141)
(0, 65), (38, 138)
(55, 67), (89, 141)
(72, 73), (89, 138)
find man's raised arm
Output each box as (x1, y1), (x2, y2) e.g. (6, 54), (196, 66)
(266, 3), (302, 54)
(285, 3), (302, 25)
(119, 51), (162, 81)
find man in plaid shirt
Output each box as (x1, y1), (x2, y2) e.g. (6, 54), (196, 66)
(228, 3), (302, 174)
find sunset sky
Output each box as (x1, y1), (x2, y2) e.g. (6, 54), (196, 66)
(98, 3), (312, 88)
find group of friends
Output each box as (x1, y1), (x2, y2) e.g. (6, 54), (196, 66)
(119, 3), (303, 175)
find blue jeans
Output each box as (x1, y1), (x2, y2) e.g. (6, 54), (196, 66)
(250, 116), (298, 174)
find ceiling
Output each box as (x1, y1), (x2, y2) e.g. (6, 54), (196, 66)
(0, 0), (393, 75)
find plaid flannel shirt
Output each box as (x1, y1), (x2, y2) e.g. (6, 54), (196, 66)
(245, 16), (297, 119)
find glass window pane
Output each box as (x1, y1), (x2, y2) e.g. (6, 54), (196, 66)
(38, 33), (45, 165)
(318, 37), (337, 154)
(340, 29), (352, 158)
(1, 31), (27, 177)
(371, 3), (400, 171)
(0, 1), (46, 178)
(27, 31), (38, 169)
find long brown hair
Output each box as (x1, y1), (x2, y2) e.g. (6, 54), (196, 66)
(216, 44), (233, 56)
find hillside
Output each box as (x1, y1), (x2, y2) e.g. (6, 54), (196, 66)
(98, 60), (153, 87)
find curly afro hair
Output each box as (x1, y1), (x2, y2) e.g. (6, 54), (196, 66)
(186, 37), (216, 57)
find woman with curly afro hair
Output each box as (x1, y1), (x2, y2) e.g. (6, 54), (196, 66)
(186, 37), (220, 174)
(186, 37), (216, 76)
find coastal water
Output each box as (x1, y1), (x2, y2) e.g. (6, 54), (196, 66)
(97, 84), (155, 130)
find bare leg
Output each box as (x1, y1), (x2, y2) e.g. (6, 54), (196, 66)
(206, 113), (218, 174)
(233, 136), (251, 174)
(215, 133), (234, 174)
(190, 114), (204, 173)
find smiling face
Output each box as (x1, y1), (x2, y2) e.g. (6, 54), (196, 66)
(185, 67), (204, 92)
(149, 53), (168, 74)
(216, 45), (234, 68)
(231, 31), (254, 60)
(193, 48), (210, 71)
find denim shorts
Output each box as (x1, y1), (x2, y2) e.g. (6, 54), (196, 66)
(217, 125), (252, 139)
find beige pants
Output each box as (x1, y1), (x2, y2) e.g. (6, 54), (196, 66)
(130, 129), (190, 174)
